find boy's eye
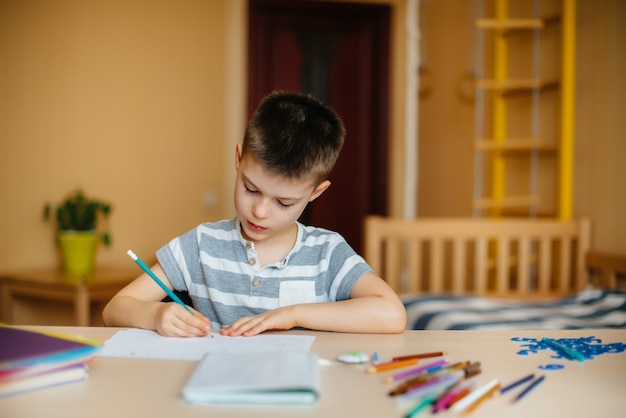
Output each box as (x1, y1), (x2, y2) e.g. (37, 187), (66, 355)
(244, 183), (294, 208)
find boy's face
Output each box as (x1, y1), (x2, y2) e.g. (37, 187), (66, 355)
(234, 144), (329, 244)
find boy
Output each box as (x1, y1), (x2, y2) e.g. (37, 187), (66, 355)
(102, 91), (407, 337)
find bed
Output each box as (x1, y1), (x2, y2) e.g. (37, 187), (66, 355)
(363, 216), (626, 330)
(402, 288), (626, 330)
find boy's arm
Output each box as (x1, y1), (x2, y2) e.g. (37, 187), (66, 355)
(220, 272), (407, 336)
(102, 262), (210, 337)
(296, 272), (407, 333)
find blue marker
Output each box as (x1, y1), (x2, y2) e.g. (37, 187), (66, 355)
(514, 375), (546, 403)
(501, 373), (535, 394)
(542, 337), (586, 361)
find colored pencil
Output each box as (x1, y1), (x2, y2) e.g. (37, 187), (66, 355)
(433, 380), (476, 412)
(542, 337), (586, 361)
(127, 250), (194, 315)
(463, 380), (501, 414)
(433, 388), (461, 412)
(386, 358), (450, 383)
(445, 361), (473, 374)
(393, 351), (446, 362)
(446, 387), (472, 408)
(513, 375), (546, 403)
(500, 373), (535, 394)
(366, 358), (418, 374)
(451, 378), (500, 413)
(403, 371), (464, 397)
(389, 362), (479, 397)
(406, 393), (439, 418)
(430, 366), (481, 412)
(389, 372), (444, 396)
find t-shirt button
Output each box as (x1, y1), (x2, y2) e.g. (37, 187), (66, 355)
(248, 258), (256, 266)
(252, 278), (261, 287)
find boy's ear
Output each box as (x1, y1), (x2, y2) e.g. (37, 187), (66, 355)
(309, 180), (331, 202)
(235, 143), (243, 170)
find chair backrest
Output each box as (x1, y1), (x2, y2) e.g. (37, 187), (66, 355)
(364, 216), (591, 298)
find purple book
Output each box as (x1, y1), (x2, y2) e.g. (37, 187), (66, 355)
(0, 326), (99, 381)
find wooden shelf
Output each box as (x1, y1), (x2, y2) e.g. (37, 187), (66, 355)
(475, 138), (558, 153)
(476, 78), (559, 92)
(475, 18), (544, 30)
(471, 2), (575, 219)
(499, 208), (556, 217)
(473, 194), (539, 210)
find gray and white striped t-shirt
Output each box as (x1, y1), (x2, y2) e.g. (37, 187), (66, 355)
(156, 218), (372, 329)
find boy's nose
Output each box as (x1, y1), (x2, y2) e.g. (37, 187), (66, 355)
(251, 199), (270, 219)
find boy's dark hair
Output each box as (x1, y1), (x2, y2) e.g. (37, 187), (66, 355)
(242, 91), (346, 183)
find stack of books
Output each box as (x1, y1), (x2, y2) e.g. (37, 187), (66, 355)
(0, 325), (101, 398)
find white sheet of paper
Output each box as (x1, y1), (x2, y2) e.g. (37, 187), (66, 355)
(96, 329), (316, 360)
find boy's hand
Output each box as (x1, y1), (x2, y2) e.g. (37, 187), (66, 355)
(219, 307), (297, 337)
(154, 302), (211, 337)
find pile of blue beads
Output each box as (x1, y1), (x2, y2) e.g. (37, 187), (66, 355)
(511, 336), (626, 361)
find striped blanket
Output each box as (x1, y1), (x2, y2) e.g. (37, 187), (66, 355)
(403, 288), (626, 330)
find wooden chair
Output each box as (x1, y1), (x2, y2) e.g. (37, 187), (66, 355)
(586, 252), (626, 290)
(364, 216), (591, 298)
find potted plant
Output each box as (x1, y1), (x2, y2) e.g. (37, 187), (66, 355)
(43, 189), (112, 281)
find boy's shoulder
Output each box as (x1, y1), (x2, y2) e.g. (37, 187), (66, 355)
(297, 222), (347, 244)
(199, 218), (236, 230)
(190, 218), (238, 238)
(295, 223), (364, 265)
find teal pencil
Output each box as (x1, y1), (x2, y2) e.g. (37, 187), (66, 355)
(127, 250), (194, 315)
(542, 337), (586, 361)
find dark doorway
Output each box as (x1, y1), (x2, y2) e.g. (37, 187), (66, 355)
(247, 0), (390, 252)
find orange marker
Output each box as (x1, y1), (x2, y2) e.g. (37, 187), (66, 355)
(365, 358), (418, 374)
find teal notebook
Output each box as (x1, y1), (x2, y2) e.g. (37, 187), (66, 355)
(182, 351), (319, 405)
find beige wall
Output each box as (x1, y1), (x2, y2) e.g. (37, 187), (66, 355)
(0, 0), (246, 270)
(0, 0), (624, 280)
(0, 0), (412, 274)
(417, 0), (475, 217)
(573, 0), (626, 253)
